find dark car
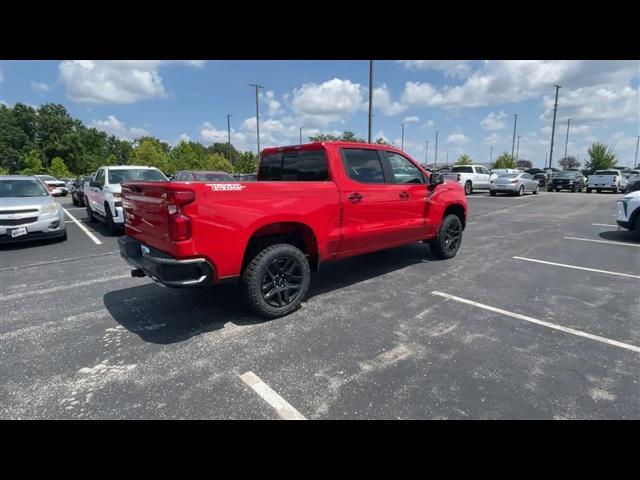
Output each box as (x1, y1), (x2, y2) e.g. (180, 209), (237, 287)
(71, 175), (93, 206)
(533, 172), (548, 187)
(548, 170), (586, 192)
(172, 171), (235, 182)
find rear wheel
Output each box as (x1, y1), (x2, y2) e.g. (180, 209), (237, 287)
(464, 181), (472, 196)
(556, 188), (561, 192)
(242, 243), (311, 318)
(596, 189), (602, 193)
(86, 204), (96, 222)
(533, 185), (539, 194)
(586, 188), (592, 193)
(429, 214), (463, 259)
(490, 191), (497, 196)
(634, 215), (640, 239)
(517, 185), (525, 196)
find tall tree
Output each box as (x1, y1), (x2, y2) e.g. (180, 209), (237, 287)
(234, 151), (259, 174)
(172, 141), (210, 171)
(558, 156), (581, 170)
(20, 149), (44, 175)
(130, 137), (172, 174)
(49, 157), (71, 178)
(585, 142), (617, 174)
(202, 152), (234, 173)
(492, 152), (516, 169)
(455, 154), (473, 165)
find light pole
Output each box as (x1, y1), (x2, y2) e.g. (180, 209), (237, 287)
(226, 114), (233, 165)
(249, 83), (264, 156)
(434, 131), (439, 169)
(548, 84), (561, 169)
(516, 136), (521, 163)
(401, 122), (405, 150)
(446, 150), (449, 165)
(368, 60), (374, 143)
(425, 140), (429, 166)
(511, 113), (518, 162)
(489, 146), (493, 170)
(564, 118), (571, 161)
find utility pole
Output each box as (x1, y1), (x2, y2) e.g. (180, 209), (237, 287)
(490, 146), (493, 169)
(425, 140), (429, 166)
(300, 127), (303, 145)
(226, 114), (233, 165)
(434, 131), (439, 169)
(548, 84), (561, 169)
(635, 135), (639, 168)
(564, 118), (571, 161)
(368, 60), (373, 143)
(401, 122), (405, 150)
(511, 114), (518, 162)
(516, 136), (521, 162)
(249, 83), (264, 156)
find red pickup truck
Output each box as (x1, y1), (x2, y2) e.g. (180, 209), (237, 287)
(119, 141), (467, 318)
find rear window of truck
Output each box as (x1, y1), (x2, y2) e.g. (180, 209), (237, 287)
(259, 150), (329, 181)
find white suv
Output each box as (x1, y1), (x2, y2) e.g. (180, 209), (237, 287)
(616, 190), (640, 238)
(85, 166), (168, 234)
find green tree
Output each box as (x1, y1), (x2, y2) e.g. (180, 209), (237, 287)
(49, 157), (72, 178)
(308, 133), (340, 142)
(20, 149), (44, 175)
(0, 166), (9, 175)
(584, 143), (616, 173)
(234, 151), (259, 174)
(455, 154), (472, 165)
(492, 152), (516, 169)
(130, 137), (172, 174)
(207, 142), (241, 166)
(171, 141), (210, 171)
(559, 156), (581, 170)
(340, 131), (366, 142)
(202, 152), (234, 173)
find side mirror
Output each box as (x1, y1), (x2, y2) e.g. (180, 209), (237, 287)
(430, 173), (444, 187)
(89, 181), (100, 188)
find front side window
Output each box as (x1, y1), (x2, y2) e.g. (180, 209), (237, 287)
(476, 167), (490, 175)
(341, 149), (385, 183)
(381, 151), (424, 184)
(259, 150), (329, 181)
(94, 169), (105, 187)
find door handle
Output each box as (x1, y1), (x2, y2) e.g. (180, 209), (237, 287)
(399, 191), (410, 200)
(348, 192), (363, 203)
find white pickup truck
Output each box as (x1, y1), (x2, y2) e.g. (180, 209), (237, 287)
(616, 190), (640, 237)
(586, 169), (627, 193)
(443, 165), (491, 195)
(85, 165), (168, 234)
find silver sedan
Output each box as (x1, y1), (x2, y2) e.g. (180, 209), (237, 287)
(490, 172), (540, 196)
(0, 175), (67, 243)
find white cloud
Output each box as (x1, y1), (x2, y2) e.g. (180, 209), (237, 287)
(373, 83), (406, 116)
(401, 81), (440, 106)
(399, 60), (472, 79)
(178, 133), (191, 142)
(480, 111), (507, 130)
(90, 115), (149, 140)
(403, 116), (420, 123)
(30, 81), (50, 93)
(540, 85), (639, 123)
(425, 120), (435, 127)
(447, 133), (469, 145)
(261, 90), (282, 117)
(291, 78), (364, 127)
(59, 60), (201, 104)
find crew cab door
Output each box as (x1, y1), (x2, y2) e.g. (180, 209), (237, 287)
(475, 166), (491, 188)
(338, 147), (427, 253)
(89, 168), (106, 213)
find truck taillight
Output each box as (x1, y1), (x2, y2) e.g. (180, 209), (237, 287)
(167, 190), (195, 241)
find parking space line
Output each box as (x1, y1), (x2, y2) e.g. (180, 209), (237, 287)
(0, 251), (118, 272)
(512, 256), (640, 279)
(564, 236), (640, 248)
(592, 223), (618, 227)
(431, 291), (640, 354)
(239, 371), (306, 420)
(0, 274), (130, 301)
(63, 208), (102, 245)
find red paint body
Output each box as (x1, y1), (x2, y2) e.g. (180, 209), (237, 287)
(121, 142), (467, 282)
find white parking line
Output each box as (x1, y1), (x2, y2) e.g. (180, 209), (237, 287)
(512, 256), (640, 279)
(239, 371), (306, 420)
(592, 223), (618, 228)
(63, 208), (102, 245)
(564, 236), (640, 248)
(431, 291), (640, 354)
(1, 274), (130, 301)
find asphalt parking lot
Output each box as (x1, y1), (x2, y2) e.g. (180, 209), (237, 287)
(1, 190), (638, 419)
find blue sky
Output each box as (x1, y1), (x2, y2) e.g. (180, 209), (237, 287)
(2, 60), (639, 168)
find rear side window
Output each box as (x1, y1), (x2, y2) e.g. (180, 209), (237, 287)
(258, 150), (329, 181)
(451, 166), (474, 173)
(341, 149), (385, 183)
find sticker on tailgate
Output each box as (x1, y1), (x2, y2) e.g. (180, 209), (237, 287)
(206, 183), (246, 191)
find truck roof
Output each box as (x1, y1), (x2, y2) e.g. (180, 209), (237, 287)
(261, 141), (408, 156)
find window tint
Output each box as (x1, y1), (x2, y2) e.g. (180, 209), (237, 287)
(451, 166), (474, 173)
(108, 168), (167, 183)
(95, 169), (105, 187)
(381, 151), (424, 184)
(341, 149), (385, 183)
(258, 150), (329, 181)
(476, 167), (490, 175)
(0, 179), (49, 197)
(595, 170), (619, 176)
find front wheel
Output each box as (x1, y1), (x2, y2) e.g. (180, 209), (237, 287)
(242, 243), (311, 318)
(490, 191), (497, 196)
(429, 214), (463, 259)
(86, 204), (96, 222)
(105, 204), (118, 235)
(586, 188), (592, 193)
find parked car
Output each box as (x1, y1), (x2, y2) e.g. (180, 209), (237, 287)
(548, 170), (586, 192)
(443, 165), (491, 195)
(625, 178), (640, 194)
(0, 175), (66, 243)
(616, 190), (640, 238)
(119, 141), (468, 318)
(172, 171), (235, 182)
(532, 172), (548, 187)
(489, 172), (540, 196)
(85, 165), (168, 234)
(622, 170), (640, 192)
(586, 169), (627, 193)
(35, 175), (68, 196)
(71, 175), (93, 206)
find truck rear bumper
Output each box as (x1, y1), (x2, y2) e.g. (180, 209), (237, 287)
(118, 236), (215, 287)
